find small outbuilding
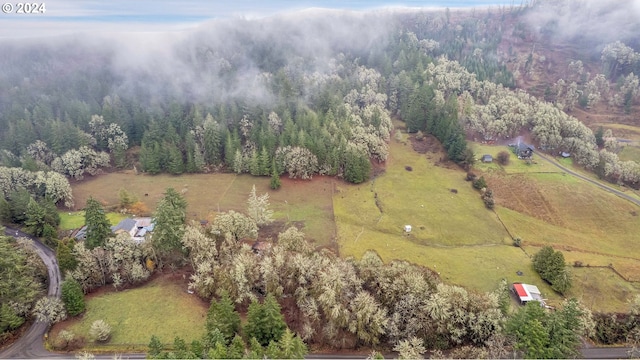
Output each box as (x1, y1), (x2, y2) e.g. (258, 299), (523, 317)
(560, 152), (571, 158)
(481, 154), (493, 163)
(404, 225), (412, 233)
(512, 283), (545, 306)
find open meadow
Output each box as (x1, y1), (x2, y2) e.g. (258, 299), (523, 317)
(479, 149), (640, 311)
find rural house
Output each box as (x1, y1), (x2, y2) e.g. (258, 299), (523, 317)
(111, 217), (155, 243)
(514, 142), (534, 159)
(482, 154), (493, 163)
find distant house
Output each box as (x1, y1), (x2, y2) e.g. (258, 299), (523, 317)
(111, 217), (154, 243)
(515, 143), (535, 159)
(72, 226), (87, 240)
(482, 154), (493, 163)
(404, 225), (412, 233)
(512, 283), (545, 306)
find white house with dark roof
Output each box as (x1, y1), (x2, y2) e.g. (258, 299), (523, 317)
(111, 217), (154, 243)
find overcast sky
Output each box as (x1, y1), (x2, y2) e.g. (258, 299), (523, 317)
(0, 0), (517, 38)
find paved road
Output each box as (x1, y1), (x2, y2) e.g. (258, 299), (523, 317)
(0, 227), (62, 359)
(581, 346), (635, 359)
(536, 152), (640, 207)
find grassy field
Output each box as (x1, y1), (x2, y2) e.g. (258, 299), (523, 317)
(567, 267), (640, 313)
(469, 142), (563, 174)
(59, 211), (128, 231)
(618, 144), (640, 163)
(70, 172), (336, 246)
(52, 275), (207, 351)
(334, 136), (540, 294)
(335, 132), (640, 311)
(491, 173), (640, 262)
(68, 131), (640, 312)
(593, 123), (640, 141)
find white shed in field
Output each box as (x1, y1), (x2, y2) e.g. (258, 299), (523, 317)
(404, 225), (412, 233)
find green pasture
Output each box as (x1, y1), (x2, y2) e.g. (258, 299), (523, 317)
(335, 139), (533, 293)
(336, 139), (510, 247)
(495, 173), (640, 262)
(336, 136), (640, 311)
(567, 267), (640, 313)
(54, 277), (207, 350)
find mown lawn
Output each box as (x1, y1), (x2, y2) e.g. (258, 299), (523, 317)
(59, 211), (128, 231)
(53, 276), (207, 351)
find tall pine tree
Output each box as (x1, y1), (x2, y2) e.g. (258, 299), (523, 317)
(206, 291), (241, 345)
(152, 188), (187, 255)
(84, 197), (111, 249)
(245, 293), (287, 346)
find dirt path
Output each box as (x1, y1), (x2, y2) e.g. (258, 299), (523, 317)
(535, 152), (640, 207)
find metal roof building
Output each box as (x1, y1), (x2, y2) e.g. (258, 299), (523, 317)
(512, 283), (545, 305)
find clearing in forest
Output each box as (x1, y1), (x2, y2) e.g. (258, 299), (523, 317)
(69, 172), (336, 247)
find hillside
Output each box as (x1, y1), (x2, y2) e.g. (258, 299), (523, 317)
(2, 1), (640, 356)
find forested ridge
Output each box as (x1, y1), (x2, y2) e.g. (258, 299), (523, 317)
(1, 3), (639, 189)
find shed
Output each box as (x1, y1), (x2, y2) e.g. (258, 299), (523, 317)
(404, 225), (412, 233)
(482, 154), (493, 163)
(512, 283), (545, 306)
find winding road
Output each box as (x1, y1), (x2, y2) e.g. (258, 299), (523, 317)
(535, 151), (640, 207)
(0, 227), (62, 359)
